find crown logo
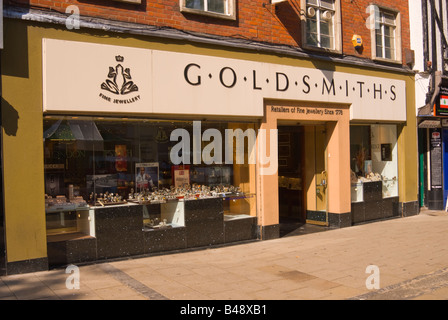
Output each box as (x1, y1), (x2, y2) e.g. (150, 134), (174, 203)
(101, 55), (138, 96)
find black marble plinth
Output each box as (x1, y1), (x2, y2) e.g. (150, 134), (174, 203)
(306, 210), (327, 223)
(45, 198), (259, 267)
(143, 227), (187, 254)
(5, 257), (48, 275)
(185, 198), (225, 248)
(47, 237), (97, 266)
(224, 216), (257, 243)
(363, 181), (382, 202)
(95, 205), (144, 259)
(381, 197), (399, 219)
(351, 197), (399, 224)
(401, 201), (420, 217)
(259, 224), (279, 240)
(328, 212), (352, 228)
(351, 201), (365, 224)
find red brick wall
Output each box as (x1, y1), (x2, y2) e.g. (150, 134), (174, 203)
(9, 0), (410, 64)
(340, 0), (411, 63)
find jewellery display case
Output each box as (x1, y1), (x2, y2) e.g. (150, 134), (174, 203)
(142, 200), (185, 230)
(351, 179), (399, 224)
(222, 193), (257, 243)
(142, 200), (187, 254)
(44, 117), (259, 266)
(45, 195), (93, 237)
(45, 195), (96, 266)
(382, 177), (398, 198)
(350, 124), (399, 224)
(350, 183), (363, 203)
(46, 186), (258, 266)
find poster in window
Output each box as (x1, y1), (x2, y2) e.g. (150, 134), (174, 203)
(115, 145), (127, 172)
(172, 165), (190, 188)
(430, 130), (443, 188)
(136, 162), (158, 191)
(364, 160), (372, 175)
(381, 143), (392, 161)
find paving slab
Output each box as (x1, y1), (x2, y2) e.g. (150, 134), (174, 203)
(1, 209), (448, 301)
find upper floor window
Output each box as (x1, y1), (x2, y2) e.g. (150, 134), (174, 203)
(302, 0), (341, 52)
(180, 0), (236, 20)
(371, 7), (402, 63)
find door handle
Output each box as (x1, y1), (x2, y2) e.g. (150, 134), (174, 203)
(321, 171), (327, 188)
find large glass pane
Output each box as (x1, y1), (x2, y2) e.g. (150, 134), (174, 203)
(320, 0), (334, 10)
(370, 124), (398, 198)
(186, 0), (204, 10)
(208, 0), (226, 14)
(350, 124), (398, 202)
(44, 117), (258, 235)
(384, 48), (392, 60)
(320, 35), (333, 49)
(375, 29), (383, 57)
(383, 12), (396, 26)
(307, 17), (318, 33)
(320, 19), (330, 36)
(384, 35), (392, 49)
(306, 20), (319, 46)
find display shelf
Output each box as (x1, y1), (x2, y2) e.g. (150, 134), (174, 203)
(222, 193), (256, 219)
(224, 214), (254, 221)
(46, 208), (94, 237)
(46, 196), (258, 267)
(351, 183), (363, 203)
(47, 232), (94, 242)
(143, 200), (185, 230)
(351, 178), (398, 203)
(382, 178), (398, 198)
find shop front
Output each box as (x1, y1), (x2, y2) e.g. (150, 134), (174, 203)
(256, 74), (414, 239)
(0, 19), (418, 274)
(417, 73), (448, 210)
(43, 117), (258, 266)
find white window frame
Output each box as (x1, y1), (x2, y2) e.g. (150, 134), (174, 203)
(300, 0), (342, 53)
(113, 0), (141, 4)
(180, 0), (236, 20)
(370, 6), (402, 64)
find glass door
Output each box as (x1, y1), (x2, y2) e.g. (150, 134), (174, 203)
(314, 125), (328, 225)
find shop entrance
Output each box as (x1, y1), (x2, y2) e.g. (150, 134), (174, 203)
(278, 124), (328, 237)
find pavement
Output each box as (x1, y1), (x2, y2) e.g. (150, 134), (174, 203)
(1, 208), (448, 301)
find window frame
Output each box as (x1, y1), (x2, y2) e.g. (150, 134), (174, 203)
(113, 0), (142, 4)
(300, 0), (342, 53)
(370, 6), (402, 64)
(180, 0), (237, 21)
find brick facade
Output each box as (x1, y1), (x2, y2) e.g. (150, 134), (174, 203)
(8, 0), (410, 63)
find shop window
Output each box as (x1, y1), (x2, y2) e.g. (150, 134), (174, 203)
(370, 7), (402, 63)
(301, 0), (341, 52)
(43, 117), (256, 235)
(180, 0), (236, 20)
(350, 124), (398, 203)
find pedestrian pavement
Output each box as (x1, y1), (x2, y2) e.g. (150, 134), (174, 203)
(1, 208), (448, 301)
